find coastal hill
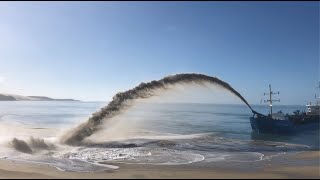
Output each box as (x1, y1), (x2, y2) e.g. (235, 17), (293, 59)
(0, 94), (79, 101)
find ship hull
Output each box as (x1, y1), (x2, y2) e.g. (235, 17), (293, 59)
(250, 115), (319, 134)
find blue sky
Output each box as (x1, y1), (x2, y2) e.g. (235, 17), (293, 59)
(0, 2), (318, 105)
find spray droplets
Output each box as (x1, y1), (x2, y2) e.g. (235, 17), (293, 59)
(62, 73), (252, 145)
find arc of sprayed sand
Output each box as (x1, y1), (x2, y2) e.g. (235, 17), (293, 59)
(62, 73), (253, 145)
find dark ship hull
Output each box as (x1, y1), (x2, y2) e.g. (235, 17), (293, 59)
(250, 112), (319, 134)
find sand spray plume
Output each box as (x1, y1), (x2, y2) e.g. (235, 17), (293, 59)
(10, 137), (56, 154)
(62, 73), (253, 145)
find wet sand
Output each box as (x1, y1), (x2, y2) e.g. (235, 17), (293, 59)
(0, 151), (319, 179)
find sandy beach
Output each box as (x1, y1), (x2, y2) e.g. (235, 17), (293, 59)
(0, 151), (318, 179)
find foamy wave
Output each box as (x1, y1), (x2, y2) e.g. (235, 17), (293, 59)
(202, 151), (287, 163)
(2, 156), (118, 172)
(61, 147), (204, 165)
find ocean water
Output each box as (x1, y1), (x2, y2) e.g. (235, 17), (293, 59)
(0, 101), (318, 172)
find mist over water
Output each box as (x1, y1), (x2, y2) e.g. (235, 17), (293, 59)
(62, 73), (253, 145)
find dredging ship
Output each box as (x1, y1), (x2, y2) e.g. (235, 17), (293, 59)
(250, 84), (320, 134)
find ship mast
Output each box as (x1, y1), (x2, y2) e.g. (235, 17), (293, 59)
(264, 84), (280, 115)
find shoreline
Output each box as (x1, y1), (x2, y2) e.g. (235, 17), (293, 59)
(0, 151), (318, 179)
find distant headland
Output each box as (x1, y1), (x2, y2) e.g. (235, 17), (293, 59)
(0, 94), (79, 101)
